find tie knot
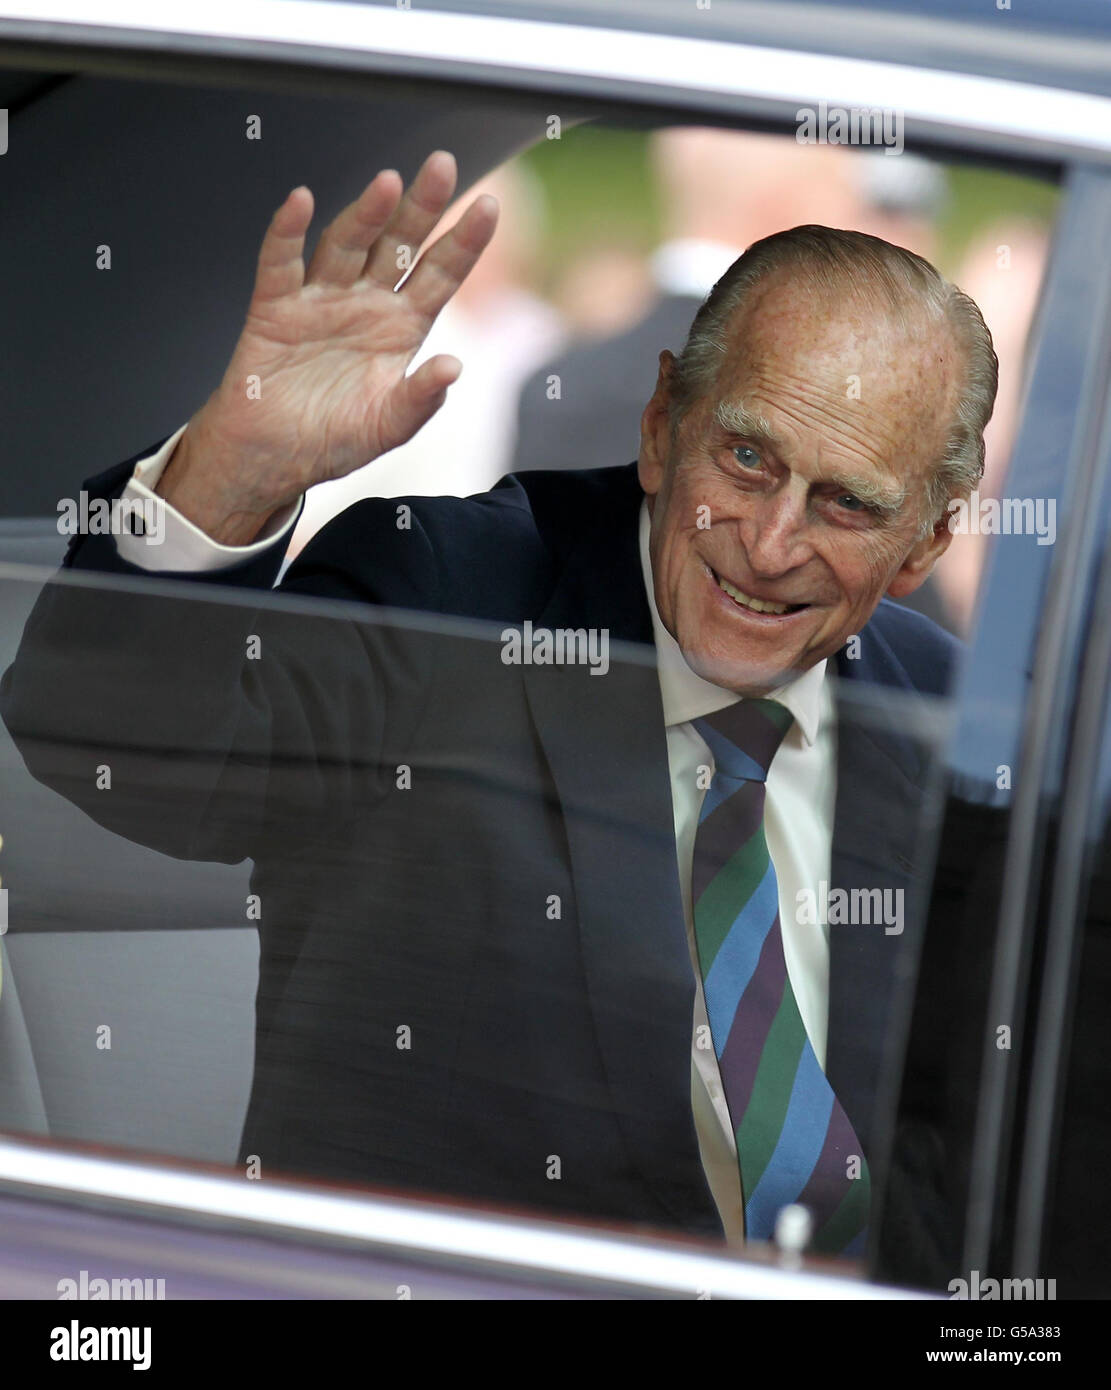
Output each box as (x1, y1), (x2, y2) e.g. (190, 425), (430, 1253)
(694, 698), (794, 784)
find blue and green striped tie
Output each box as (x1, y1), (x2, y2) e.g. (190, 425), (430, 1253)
(692, 698), (870, 1257)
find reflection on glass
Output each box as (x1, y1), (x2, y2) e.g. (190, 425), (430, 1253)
(0, 564), (954, 1265)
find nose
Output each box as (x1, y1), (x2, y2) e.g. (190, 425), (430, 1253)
(736, 482), (814, 577)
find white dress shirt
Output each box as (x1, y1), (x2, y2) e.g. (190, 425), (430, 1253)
(117, 424), (302, 572)
(117, 443), (838, 1248)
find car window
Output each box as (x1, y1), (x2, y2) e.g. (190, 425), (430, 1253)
(0, 67), (1067, 1291)
(1040, 651), (1111, 1299)
(873, 161), (1111, 1298)
(0, 567), (954, 1253)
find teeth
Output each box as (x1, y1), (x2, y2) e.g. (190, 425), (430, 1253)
(716, 574), (791, 614)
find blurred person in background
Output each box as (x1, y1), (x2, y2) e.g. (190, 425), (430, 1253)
(931, 219), (1049, 632)
(848, 148), (945, 261)
(512, 129), (958, 632)
(513, 129), (861, 479)
(548, 240), (656, 340)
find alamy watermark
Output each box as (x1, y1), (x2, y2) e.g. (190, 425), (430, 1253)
(50, 1321), (151, 1370)
(947, 491), (1056, 545)
(796, 881), (904, 935)
(501, 620), (609, 676)
(57, 1269), (165, 1300)
(948, 1270), (1056, 1300)
(56, 492), (165, 545)
(795, 102), (903, 155)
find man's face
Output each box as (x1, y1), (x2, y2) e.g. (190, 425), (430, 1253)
(638, 273), (962, 695)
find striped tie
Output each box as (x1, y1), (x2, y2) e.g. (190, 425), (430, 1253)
(692, 698), (870, 1257)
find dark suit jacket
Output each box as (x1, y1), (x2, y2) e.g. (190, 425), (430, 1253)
(0, 446), (957, 1241)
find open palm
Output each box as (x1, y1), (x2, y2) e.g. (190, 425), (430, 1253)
(161, 151), (498, 542)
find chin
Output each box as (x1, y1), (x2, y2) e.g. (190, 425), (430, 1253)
(681, 644), (791, 697)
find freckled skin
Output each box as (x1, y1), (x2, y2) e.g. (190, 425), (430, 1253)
(637, 272), (965, 696)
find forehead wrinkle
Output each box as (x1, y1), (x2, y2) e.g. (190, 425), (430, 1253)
(728, 285), (952, 456)
(742, 359), (908, 465)
(710, 301), (957, 519)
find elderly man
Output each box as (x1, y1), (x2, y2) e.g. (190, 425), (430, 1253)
(1, 151), (996, 1260)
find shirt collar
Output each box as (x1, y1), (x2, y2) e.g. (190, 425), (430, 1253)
(638, 498), (826, 745)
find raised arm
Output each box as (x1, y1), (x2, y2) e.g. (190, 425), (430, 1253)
(1, 152), (488, 862)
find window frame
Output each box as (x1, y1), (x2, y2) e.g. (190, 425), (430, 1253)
(0, 3), (1103, 1293)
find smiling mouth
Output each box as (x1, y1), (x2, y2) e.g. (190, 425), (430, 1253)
(710, 568), (809, 616)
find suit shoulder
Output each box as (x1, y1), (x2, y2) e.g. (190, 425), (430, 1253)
(282, 465), (637, 620)
(866, 598), (963, 695)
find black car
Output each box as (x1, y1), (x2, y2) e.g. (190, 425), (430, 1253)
(0, 0), (1107, 1315)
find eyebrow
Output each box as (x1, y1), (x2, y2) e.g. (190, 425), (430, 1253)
(712, 397), (907, 520)
(714, 399), (782, 451)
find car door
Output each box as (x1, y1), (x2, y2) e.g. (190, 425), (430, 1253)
(0, 0), (1106, 1304)
(875, 160), (1111, 1298)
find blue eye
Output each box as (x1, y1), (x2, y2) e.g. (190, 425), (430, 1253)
(733, 446), (761, 469)
(837, 494), (864, 511)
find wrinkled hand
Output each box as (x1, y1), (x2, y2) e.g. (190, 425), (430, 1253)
(158, 151), (498, 544)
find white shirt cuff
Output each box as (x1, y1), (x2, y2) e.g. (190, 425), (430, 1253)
(114, 423), (303, 572)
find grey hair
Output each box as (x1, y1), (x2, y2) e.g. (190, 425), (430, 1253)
(670, 225), (998, 535)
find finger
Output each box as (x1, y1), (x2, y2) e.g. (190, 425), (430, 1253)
(252, 186), (314, 304)
(304, 169), (403, 288)
(400, 194), (499, 324)
(376, 354), (462, 453)
(362, 150), (458, 288)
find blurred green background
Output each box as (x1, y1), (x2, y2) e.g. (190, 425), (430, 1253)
(519, 123), (1059, 290)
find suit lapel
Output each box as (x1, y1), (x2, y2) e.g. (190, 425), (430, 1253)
(521, 468), (721, 1232)
(826, 632), (937, 1153)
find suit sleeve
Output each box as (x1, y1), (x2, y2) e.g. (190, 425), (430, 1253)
(0, 444), (435, 866)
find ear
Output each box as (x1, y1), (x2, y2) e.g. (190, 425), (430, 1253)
(886, 507), (956, 598)
(637, 350), (677, 499)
